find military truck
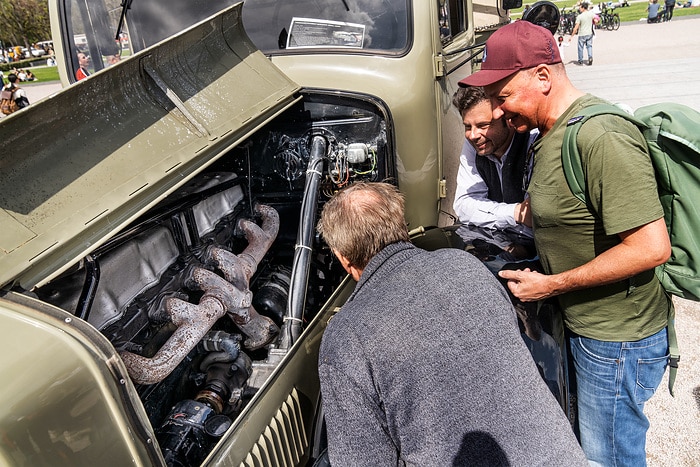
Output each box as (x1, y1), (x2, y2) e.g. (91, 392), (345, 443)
(0, 1), (572, 465)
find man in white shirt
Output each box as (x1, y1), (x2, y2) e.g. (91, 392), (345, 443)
(452, 85), (538, 237)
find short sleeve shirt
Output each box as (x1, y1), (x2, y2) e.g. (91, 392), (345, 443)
(576, 10), (596, 36)
(528, 94), (669, 341)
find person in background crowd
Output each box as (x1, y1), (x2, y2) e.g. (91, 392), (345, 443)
(461, 21), (672, 466)
(2, 73), (30, 112)
(663, 0), (676, 20)
(76, 52), (90, 80)
(571, 2), (596, 65)
(317, 181), (587, 466)
(557, 34), (570, 60)
(648, 0), (662, 22)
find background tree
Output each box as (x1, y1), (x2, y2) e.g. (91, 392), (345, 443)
(0, 0), (51, 48)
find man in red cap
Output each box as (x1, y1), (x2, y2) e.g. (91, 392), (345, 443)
(460, 20), (673, 466)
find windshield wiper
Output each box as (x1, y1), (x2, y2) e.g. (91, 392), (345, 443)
(115, 0), (134, 41)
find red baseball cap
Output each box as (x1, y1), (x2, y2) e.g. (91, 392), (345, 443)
(459, 21), (561, 88)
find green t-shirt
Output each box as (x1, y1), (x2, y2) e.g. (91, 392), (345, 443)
(529, 94), (670, 341)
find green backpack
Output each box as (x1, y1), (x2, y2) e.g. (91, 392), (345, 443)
(561, 102), (700, 395)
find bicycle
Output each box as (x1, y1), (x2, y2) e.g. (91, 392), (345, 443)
(558, 7), (577, 35)
(597, 7), (621, 31)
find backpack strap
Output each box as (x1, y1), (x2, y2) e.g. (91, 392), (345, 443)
(561, 103), (644, 205)
(667, 306), (679, 397)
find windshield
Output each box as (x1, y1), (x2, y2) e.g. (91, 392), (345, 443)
(59, 0), (410, 83)
(60, 0), (238, 82)
(241, 0), (410, 54)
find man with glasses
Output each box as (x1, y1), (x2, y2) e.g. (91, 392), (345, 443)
(452, 85), (538, 238)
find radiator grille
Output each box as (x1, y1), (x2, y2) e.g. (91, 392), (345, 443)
(240, 388), (309, 467)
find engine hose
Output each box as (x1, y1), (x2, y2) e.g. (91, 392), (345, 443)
(279, 135), (326, 350)
(198, 331), (241, 371)
(76, 254), (100, 321)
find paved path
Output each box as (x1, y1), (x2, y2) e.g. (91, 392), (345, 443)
(564, 16), (700, 111)
(565, 16), (700, 467)
(22, 80), (62, 104)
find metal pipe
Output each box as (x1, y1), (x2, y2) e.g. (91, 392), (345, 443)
(205, 203), (281, 350)
(120, 204), (281, 383)
(207, 203), (279, 287)
(119, 267), (252, 385)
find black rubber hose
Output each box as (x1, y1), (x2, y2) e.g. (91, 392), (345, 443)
(279, 135), (326, 350)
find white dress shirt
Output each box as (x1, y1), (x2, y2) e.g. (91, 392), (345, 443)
(453, 129), (538, 237)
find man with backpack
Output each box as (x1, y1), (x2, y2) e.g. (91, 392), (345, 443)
(461, 21), (673, 466)
(1, 73), (30, 116)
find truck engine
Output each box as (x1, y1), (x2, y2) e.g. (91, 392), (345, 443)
(32, 91), (393, 466)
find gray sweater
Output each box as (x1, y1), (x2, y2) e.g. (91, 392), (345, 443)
(319, 242), (587, 466)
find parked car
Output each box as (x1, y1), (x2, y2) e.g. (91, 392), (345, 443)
(30, 47), (47, 57)
(0, 1), (570, 466)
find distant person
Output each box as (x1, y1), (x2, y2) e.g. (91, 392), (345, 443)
(663, 0), (675, 20)
(76, 52), (90, 80)
(647, 0), (662, 22)
(557, 34), (570, 62)
(572, 2), (596, 65)
(317, 181), (587, 466)
(451, 85), (537, 237)
(1, 73), (30, 115)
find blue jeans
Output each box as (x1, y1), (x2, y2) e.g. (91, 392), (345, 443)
(570, 327), (668, 466)
(577, 34), (593, 62)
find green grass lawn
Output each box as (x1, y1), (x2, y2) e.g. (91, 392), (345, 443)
(512, 1), (700, 23)
(20, 49), (131, 84)
(22, 66), (60, 83)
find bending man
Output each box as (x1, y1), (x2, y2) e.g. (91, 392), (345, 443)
(317, 181), (586, 466)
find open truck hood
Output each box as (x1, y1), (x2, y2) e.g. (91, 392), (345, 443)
(0, 4), (301, 290)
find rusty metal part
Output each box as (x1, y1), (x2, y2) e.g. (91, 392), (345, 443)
(120, 205), (280, 384)
(233, 306), (279, 350)
(208, 203), (280, 286)
(206, 203), (280, 350)
(120, 291), (228, 385)
(195, 389), (225, 414)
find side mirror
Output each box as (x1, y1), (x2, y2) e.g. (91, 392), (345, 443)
(522, 0), (561, 35)
(502, 0), (523, 10)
